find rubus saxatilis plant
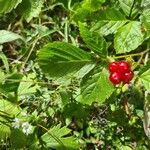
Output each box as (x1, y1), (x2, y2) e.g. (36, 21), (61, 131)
(0, 0), (150, 149)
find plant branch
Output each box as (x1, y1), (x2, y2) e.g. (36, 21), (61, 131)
(21, 39), (38, 71)
(4, 78), (59, 86)
(114, 49), (150, 59)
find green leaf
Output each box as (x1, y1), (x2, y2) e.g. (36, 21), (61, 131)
(63, 102), (88, 119)
(31, 24), (57, 38)
(141, 0), (150, 8)
(20, 0), (44, 22)
(114, 21), (144, 54)
(140, 9), (150, 37)
(17, 73), (39, 96)
(41, 124), (79, 150)
(91, 21), (127, 36)
(72, 7), (90, 23)
(81, 0), (105, 11)
(120, 146), (132, 150)
(118, 0), (139, 18)
(37, 42), (93, 77)
(79, 68), (114, 105)
(0, 52), (9, 72)
(77, 63), (96, 79)
(0, 73), (23, 93)
(0, 99), (20, 116)
(141, 0), (150, 37)
(72, 0), (105, 22)
(10, 128), (37, 149)
(0, 70), (5, 83)
(91, 8), (128, 36)
(0, 99), (21, 139)
(0, 124), (10, 140)
(0, 0), (22, 14)
(0, 30), (23, 44)
(79, 23), (107, 57)
(139, 59), (150, 92)
(143, 93), (150, 139)
(10, 129), (27, 148)
(56, 0), (80, 8)
(138, 59), (150, 90)
(139, 69), (150, 92)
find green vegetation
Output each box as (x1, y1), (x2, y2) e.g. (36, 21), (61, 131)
(0, 0), (150, 149)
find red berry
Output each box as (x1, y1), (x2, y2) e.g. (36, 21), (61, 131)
(118, 61), (130, 73)
(109, 72), (121, 85)
(121, 71), (134, 83)
(108, 62), (119, 73)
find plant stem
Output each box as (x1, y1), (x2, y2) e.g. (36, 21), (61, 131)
(4, 78), (57, 86)
(64, 18), (68, 42)
(114, 49), (150, 59)
(20, 38), (38, 71)
(133, 54), (143, 69)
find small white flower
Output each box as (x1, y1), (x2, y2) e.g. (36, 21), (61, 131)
(12, 118), (21, 129)
(22, 122), (33, 135)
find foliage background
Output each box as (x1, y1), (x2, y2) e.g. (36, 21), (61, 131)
(0, 0), (150, 149)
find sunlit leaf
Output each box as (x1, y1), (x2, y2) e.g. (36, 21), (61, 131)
(118, 0), (140, 18)
(0, 30), (23, 44)
(72, 0), (105, 22)
(114, 21), (144, 54)
(80, 68), (114, 105)
(139, 69), (150, 92)
(140, 9), (150, 37)
(37, 42), (93, 77)
(0, 0), (22, 14)
(143, 92), (150, 139)
(79, 23), (107, 57)
(17, 73), (39, 96)
(91, 8), (128, 36)
(0, 100), (21, 139)
(41, 124), (79, 150)
(19, 0), (44, 22)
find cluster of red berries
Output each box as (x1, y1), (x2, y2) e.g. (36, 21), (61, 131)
(108, 61), (134, 85)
